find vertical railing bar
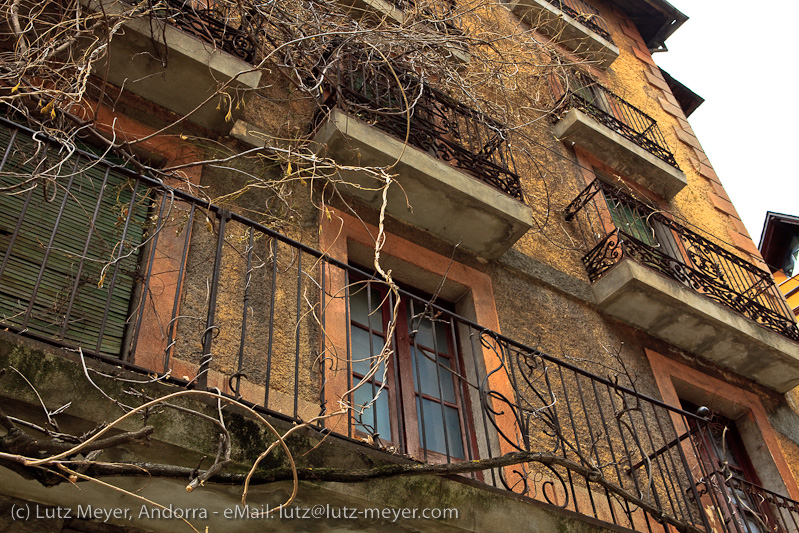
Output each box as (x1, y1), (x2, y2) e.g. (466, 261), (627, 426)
(684, 421), (736, 532)
(161, 201), (195, 370)
(588, 378), (635, 526)
(429, 312), (453, 463)
(389, 288), (404, 453)
(641, 402), (692, 524)
(470, 327), (497, 487)
(366, 281), (379, 439)
(617, 391), (676, 520)
(649, 402), (700, 523)
(234, 226), (254, 397)
(0, 128), (24, 282)
(650, 404), (691, 519)
(293, 249), (302, 419)
(129, 191), (169, 360)
(668, 416), (716, 532)
(96, 178), (143, 357)
(197, 208), (228, 390)
(264, 237), (278, 408)
(0, 128), (19, 172)
(319, 256), (327, 424)
(605, 384), (649, 512)
(573, 372), (616, 523)
(411, 298), (429, 462)
(450, 316), (475, 467)
(21, 155), (80, 331)
(555, 365), (588, 516)
(0, 183), (35, 283)
(344, 270), (353, 438)
(59, 165), (111, 339)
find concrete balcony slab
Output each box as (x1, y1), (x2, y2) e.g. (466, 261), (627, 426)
(506, 0), (619, 68)
(91, 0), (261, 133)
(312, 109), (532, 259)
(554, 109), (687, 198)
(593, 258), (799, 392)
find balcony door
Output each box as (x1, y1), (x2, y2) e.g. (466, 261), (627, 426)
(684, 402), (778, 533)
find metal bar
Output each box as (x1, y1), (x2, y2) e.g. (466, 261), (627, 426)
(60, 166), (111, 339)
(234, 226), (254, 397)
(96, 178), (142, 356)
(162, 202), (195, 370)
(129, 191), (170, 360)
(197, 209), (229, 389)
(293, 249), (301, 419)
(264, 237), (277, 408)
(21, 156), (80, 332)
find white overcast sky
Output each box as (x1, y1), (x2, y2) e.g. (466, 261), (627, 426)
(653, 1), (799, 244)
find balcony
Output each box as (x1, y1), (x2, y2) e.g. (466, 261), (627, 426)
(312, 55), (532, 259)
(506, 0), (619, 68)
(552, 76), (686, 198)
(2, 116), (798, 533)
(90, 0), (262, 132)
(565, 179), (799, 391)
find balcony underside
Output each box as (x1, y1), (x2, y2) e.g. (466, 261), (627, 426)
(507, 0), (619, 68)
(91, 0), (261, 133)
(554, 109), (686, 198)
(312, 109), (532, 259)
(593, 258), (799, 392)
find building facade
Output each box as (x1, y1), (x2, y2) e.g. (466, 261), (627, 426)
(1, 0), (799, 532)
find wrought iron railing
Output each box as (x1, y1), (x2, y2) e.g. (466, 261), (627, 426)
(1, 117), (797, 533)
(148, 0), (261, 63)
(319, 53), (524, 200)
(699, 472), (799, 532)
(542, 0), (613, 43)
(551, 74), (679, 169)
(565, 179), (799, 341)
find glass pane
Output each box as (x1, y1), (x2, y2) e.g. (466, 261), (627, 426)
(416, 398), (464, 459)
(408, 304), (449, 351)
(603, 192), (657, 247)
(784, 235), (799, 278)
(351, 327), (386, 380)
(411, 346), (455, 403)
(349, 283), (383, 333)
(353, 378), (391, 440)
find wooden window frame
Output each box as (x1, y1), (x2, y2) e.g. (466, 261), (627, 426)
(347, 274), (475, 461)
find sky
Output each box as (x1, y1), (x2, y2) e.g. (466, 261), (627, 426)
(652, 1), (799, 244)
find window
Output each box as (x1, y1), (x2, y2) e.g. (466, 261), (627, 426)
(595, 173), (682, 254)
(683, 402), (777, 533)
(348, 276), (469, 461)
(783, 235), (799, 278)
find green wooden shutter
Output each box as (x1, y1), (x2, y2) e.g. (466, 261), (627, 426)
(0, 123), (150, 357)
